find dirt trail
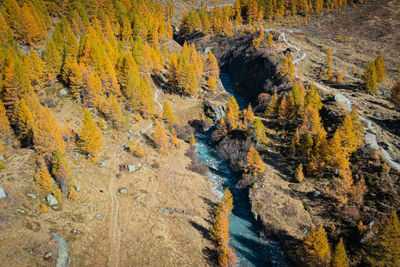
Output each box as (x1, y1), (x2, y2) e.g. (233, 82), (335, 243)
(266, 28), (400, 171)
(108, 149), (122, 267)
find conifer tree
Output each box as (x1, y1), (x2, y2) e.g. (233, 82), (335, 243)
(44, 38), (62, 83)
(304, 83), (322, 111)
(52, 149), (73, 191)
(245, 146), (264, 177)
(291, 82), (306, 110)
(68, 60), (83, 100)
(206, 50), (220, 77)
(299, 106), (321, 135)
(362, 61), (378, 94)
(162, 101), (174, 125)
(266, 32), (274, 46)
(77, 109), (103, 161)
(102, 94), (123, 128)
(35, 159), (52, 192)
(337, 114), (362, 154)
(279, 93), (296, 120)
(298, 225), (331, 267)
(350, 106), (364, 145)
(207, 76), (217, 92)
(254, 118), (268, 146)
(20, 3), (43, 46)
(153, 120), (168, 155)
(331, 238), (349, 267)
(226, 96), (240, 130)
(28, 47), (45, 89)
(375, 55), (387, 83)
(367, 210), (400, 266)
(280, 55), (295, 79)
(2, 55), (20, 123)
(33, 107), (65, 156)
(189, 134), (196, 147)
(16, 99), (34, 142)
(295, 164), (304, 182)
(327, 132), (349, 171)
(337, 71), (343, 84)
(265, 92), (278, 118)
(0, 101), (12, 143)
(335, 167), (355, 208)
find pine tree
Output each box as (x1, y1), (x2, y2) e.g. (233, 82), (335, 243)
(20, 3), (43, 46)
(281, 55), (295, 79)
(33, 107), (65, 156)
(35, 159), (53, 192)
(331, 238), (349, 267)
(245, 146), (264, 177)
(327, 131), (349, 171)
(44, 38), (62, 83)
(162, 101), (174, 125)
(367, 210), (400, 266)
(335, 167), (355, 208)
(299, 106), (321, 136)
(153, 120), (168, 155)
(362, 61), (378, 94)
(295, 164), (304, 182)
(291, 82), (306, 110)
(298, 225), (331, 267)
(2, 54), (20, 123)
(78, 109), (103, 161)
(226, 96), (240, 130)
(68, 60), (83, 100)
(375, 55), (387, 83)
(254, 118), (268, 146)
(265, 92), (278, 118)
(337, 114), (362, 154)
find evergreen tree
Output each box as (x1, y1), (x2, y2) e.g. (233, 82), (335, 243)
(367, 210), (400, 266)
(298, 225), (331, 267)
(245, 145), (264, 177)
(77, 109), (103, 161)
(331, 238), (349, 267)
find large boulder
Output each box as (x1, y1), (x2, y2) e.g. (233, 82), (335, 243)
(46, 195), (58, 206)
(0, 186), (7, 199)
(203, 101), (226, 122)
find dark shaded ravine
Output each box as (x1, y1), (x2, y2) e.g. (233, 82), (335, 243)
(193, 73), (287, 266)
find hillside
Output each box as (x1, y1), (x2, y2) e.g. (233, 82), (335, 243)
(0, 0), (400, 267)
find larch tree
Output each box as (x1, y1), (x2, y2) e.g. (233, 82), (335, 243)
(16, 98), (34, 142)
(298, 225), (331, 267)
(375, 55), (387, 83)
(77, 109), (103, 161)
(279, 93), (296, 120)
(337, 114), (362, 154)
(280, 55), (295, 79)
(331, 238), (349, 267)
(44, 38), (62, 83)
(304, 83), (322, 111)
(265, 92), (278, 118)
(295, 164), (304, 182)
(337, 71), (343, 84)
(2, 54), (20, 123)
(33, 107), (65, 156)
(254, 118), (268, 146)
(362, 61), (378, 94)
(68, 60), (83, 100)
(226, 96), (240, 130)
(206, 50), (220, 77)
(35, 159), (53, 192)
(245, 145), (265, 177)
(367, 210), (400, 266)
(207, 75), (217, 92)
(0, 101), (12, 143)
(162, 101), (174, 125)
(153, 120), (168, 156)
(299, 106), (321, 136)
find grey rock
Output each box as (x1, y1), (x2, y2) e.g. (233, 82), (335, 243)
(100, 161), (107, 166)
(128, 165), (136, 172)
(51, 232), (70, 267)
(368, 221), (375, 227)
(52, 206), (59, 210)
(89, 206), (94, 211)
(16, 208), (25, 214)
(95, 213), (102, 218)
(118, 188), (127, 194)
(45, 195), (58, 206)
(128, 135), (133, 141)
(75, 185), (80, 192)
(312, 190), (321, 198)
(59, 89), (69, 96)
(0, 186), (7, 199)
(43, 252), (52, 259)
(128, 129), (134, 134)
(0, 155), (5, 161)
(27, 193), (37, 199)
(334, 94), (352, 110)
(136, 197), (141, 201)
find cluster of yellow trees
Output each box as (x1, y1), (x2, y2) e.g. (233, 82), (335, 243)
(210, 189), (237, 267)
(299, 209), (400, 266)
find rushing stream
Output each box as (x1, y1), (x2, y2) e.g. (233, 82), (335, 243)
(193, 73), (287, 266)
